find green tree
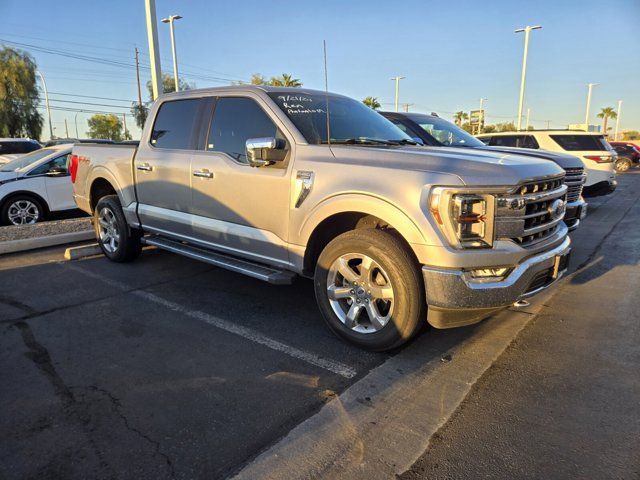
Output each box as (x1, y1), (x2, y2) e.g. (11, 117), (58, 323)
(146, 73), (193, 100)
(495, 121), (517, 132)
(269, 73), (302, 87)
(362, 96), (381, 110)
(87, 114), (123, 141)
(597, 107), (617, 138)
(454, 111), (468, 126)
(482, 124), (497, 133)
(130, 103), (149, 130)
(622, 130), (639, 140)
(0, 47), (43, 139)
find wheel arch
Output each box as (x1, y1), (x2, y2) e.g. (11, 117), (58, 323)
(89, 176), (119, 212)
(0, 190), (50, 218)
(299, 195), (425, 276)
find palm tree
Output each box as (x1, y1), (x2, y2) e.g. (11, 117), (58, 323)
(597, 107), (617, 138)
(362, 96), (381, 110)
(454, 111), (468, 126)
(270, 73), (302, 87)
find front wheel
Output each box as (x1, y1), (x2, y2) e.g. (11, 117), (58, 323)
(314, 229), (425, 351)
(615, 157), (632, 173)
(1, 195), (45, 225)
(94, 195), (141, 262)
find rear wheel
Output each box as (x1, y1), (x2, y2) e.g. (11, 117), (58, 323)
(94, 195), (141, 262)
(314, 229), (425, 351)
(615, 157), (632, 173)
(1, 195), (45, 225)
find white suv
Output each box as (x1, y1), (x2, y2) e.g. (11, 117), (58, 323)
(477, 131), (617, 197)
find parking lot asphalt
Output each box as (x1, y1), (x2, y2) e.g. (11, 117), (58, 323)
(0, 171), (637, 480)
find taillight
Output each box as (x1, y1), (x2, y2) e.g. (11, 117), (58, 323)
(69, 154), (79, 183)
(583, 155), (613, 163)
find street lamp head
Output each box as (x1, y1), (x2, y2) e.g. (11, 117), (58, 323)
(515, 25), (542, 33)
(162, 15), (182, 23)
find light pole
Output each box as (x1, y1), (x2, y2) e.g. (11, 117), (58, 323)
(614, 100), (622, 141)
(478, 98), (487, 134)
(514, 25), (541, 131)
(74, 112), (80, 138)
(36, 70), (53, 140)
(391, 76), (405, 112)
(162, 14), (182, 92)
(584, 82), (599, 128)
(525, 108), (531, 130)
(145, 0), (163, 100)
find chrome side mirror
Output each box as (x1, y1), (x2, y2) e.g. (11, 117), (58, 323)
(246, 137), (287, 167)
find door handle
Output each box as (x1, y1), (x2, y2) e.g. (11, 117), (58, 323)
(193, 169), (214, 179)
(137, 163), (153, 172)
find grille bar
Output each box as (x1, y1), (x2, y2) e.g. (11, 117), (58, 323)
(497, 175), (567, 248)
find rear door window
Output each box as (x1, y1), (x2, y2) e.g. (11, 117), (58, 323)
(490, 135), (521, 147)
(150, 99), (203, 150)
(490, 135), (539, 149)
(550, 135), (607, 151)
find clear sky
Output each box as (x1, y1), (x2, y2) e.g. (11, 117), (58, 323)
(1, 0), (638, 140)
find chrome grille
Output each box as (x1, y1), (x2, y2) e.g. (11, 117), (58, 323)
(496, 175), (567, 248)
(563, 167), (585, 203)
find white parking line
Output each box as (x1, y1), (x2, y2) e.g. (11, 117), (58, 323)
(64, 262), (357, 379)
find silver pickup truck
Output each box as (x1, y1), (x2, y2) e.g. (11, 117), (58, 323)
(70, 86), (571, 351)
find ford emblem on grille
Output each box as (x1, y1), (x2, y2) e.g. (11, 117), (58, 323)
(548, 199), (566, 220)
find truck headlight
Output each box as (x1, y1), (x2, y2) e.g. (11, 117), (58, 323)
(429, 188), (496, 249)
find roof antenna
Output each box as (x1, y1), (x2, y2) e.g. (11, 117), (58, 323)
(323, 40), (331, 146)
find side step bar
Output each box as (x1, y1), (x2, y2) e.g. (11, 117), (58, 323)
(141, 236), (296, 285)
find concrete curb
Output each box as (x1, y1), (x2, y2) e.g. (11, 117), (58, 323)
(0, 230), (95, 255)
(64, 243), (102, 260)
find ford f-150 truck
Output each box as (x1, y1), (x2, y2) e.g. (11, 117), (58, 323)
(70, 86), (571, 351)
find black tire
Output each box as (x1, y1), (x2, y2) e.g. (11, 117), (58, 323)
(1, 194), (45, 226)
(615, 157), (633, 173)
(314, 229), (425, 351)
(94, 195), (141, 262)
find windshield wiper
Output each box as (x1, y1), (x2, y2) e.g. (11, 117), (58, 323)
(321, 137), (396, 145)
(387, 139), (420, 145)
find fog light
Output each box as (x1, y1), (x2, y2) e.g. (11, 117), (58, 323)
(468, 267), (511, 280)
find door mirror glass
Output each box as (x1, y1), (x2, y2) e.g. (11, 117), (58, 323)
(245, 137), (287, 167)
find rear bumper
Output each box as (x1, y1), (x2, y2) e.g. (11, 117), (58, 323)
(583, 180), (617, 197)
(423, 236), (571, 329)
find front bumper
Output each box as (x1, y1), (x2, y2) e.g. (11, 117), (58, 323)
(423, 236), (571, 329)
(564, 198), (588, 231)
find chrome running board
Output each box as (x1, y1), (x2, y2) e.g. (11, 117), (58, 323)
(142, 235), (296, 285)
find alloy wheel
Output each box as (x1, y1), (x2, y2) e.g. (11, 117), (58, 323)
(7, 200), (39, 225)
(98, 207), (120, 253)
(326, 253), (395, 334)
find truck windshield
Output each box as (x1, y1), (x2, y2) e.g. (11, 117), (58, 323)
(407, 114), (485, 148)
(268, 92), (412, 145)
(0, 148), (54, 172)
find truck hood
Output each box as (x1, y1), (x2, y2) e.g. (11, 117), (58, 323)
(329, 145), (565, 186)
(476, 146), (585, 170)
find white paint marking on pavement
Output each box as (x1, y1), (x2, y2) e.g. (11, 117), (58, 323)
(64, 262), (357, 379)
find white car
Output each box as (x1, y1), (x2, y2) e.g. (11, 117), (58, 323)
(0, 138), (42, 165)
(0, 144), (77, 225)
(476, 131), (617, 197)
